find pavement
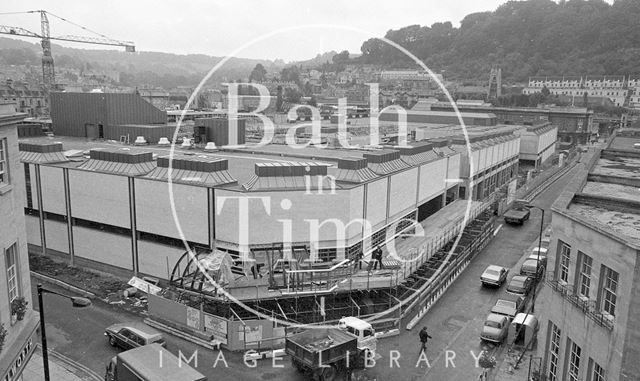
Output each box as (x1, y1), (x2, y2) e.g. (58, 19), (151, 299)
(22, 345), (101, 381)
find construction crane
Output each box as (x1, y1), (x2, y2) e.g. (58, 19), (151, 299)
(0, 10), (135, 91)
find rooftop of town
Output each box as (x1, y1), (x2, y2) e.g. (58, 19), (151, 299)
(557, 130), (640, 247)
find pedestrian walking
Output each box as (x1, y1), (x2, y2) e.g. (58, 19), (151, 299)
(354, 250), (363, 270)
(372, 246), (384, 270)
(419, 326), (432, 354)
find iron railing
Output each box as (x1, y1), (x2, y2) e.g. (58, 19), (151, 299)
(544, 272), (614, 330)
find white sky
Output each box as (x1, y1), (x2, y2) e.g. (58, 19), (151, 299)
(0, 0), (611, 62)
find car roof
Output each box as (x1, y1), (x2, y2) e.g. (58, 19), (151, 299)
(485, 265), (505, 272)
(498, 293), (524, 302)
(486, 313), (507, 322)
(510, 275), (530, 282)
(108, 323), (162, 339)
(339, 316), (372, 331)
(522, 259), (539, 266)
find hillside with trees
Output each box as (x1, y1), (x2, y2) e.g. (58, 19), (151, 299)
(0, 37), (281, 89)
(357, 0), (640, 82)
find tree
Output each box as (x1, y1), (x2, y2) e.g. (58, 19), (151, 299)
(276, 86), (284, 111)
(332, 50), (350, 64)
(541, 85), (550, 98)
(303, 81), (313, 96)
(284, 87), (302, 104)
(249, 63), (267, 83)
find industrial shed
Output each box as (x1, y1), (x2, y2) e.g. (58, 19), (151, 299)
(49, 92), (167, 138)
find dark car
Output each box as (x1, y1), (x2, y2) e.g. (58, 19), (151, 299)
(490, 294), (526, 320)
(520, 259), (545, 279)
(104, 323), (166, 350)
(506, 275), (533, 296)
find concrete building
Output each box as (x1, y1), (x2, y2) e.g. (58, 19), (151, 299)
(538, 131), (640, 381)
(380, 108), (498, 126)
(0, 103), (38, 381)
(430, 102), (593, 146)
(516, 123), (557, 168)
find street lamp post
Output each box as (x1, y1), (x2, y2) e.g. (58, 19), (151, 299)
(37, 283), (91, 381)
(518, 202), (545, 313)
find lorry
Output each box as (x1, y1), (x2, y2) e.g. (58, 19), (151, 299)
(503, 204), (530, 225)
(105, 343), (207, 381)
(285, 317), (377, 381)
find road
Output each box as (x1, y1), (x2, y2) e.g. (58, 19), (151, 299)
(32, 164), (579, 381)
(366, 163), (580, 381)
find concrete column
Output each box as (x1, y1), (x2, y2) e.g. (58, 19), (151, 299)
(34, 164), (46, 256)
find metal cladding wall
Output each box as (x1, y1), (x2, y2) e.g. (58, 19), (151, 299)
(105, 124), (175, 143)
(195, 118), (246, 146)
(50, 92), (167, 137)
(379, 110), (497, 126)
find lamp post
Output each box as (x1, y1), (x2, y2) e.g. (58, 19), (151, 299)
(517, 201), (545, 313)
(37, 283), (91, 381)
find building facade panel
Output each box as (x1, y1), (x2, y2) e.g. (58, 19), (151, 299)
(418, 160), (447, 203)
(73, 226), (132, 271)
(39, 165), (66, 215)
(137, 240), (186, 280)
(447, 154), (461, 182)
(68, 170), (130, 229)
(215, 189), (356, 248)
(24, 215), (40, 246)
(44, 219), (69, 254)
(389, 167), (418, 220)
(134, 179), (209, 245)
(366, 178), (388, 231)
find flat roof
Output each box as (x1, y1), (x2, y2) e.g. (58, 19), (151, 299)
(19, 135), (457, 189)
(582, 181), (640, 203)
(565, 134), (640, 246)
(568, 203), (640, 245)
(591, 156), (640, 180)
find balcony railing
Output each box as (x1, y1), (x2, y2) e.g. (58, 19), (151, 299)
(544, 272), (614, 330)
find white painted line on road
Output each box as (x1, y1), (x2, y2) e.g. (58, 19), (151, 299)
(493, 224), (503, 236)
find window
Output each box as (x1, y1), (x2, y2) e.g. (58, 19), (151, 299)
(578, 253), (592, 298)
(548, 324), (561, 381)
(568, 341), (581, 381)
(591, 360), (605, 381)
(602, 266), (619, 317)
(5, 243), (19, 303)
(559, 242), (571, 283)
(0, 138), (8, 185)
(24, 164), (32, 208)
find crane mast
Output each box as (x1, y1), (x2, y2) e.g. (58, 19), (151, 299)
(39, 10), (55, 90)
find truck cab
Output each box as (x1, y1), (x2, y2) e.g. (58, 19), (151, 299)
(338, 317), (376, 355)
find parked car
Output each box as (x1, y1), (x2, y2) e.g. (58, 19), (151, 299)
(527, 253), (547, 268)
(506, 275), (534, 296)
(490, 295), (526, 319)
(540, 236), (551, 248)
(104, 323), (166, 350)
(520, 259), (545, 279)
(480, 313), (509, 343)
(481, 265), (509, 287)
(531, 247), (548, 256)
